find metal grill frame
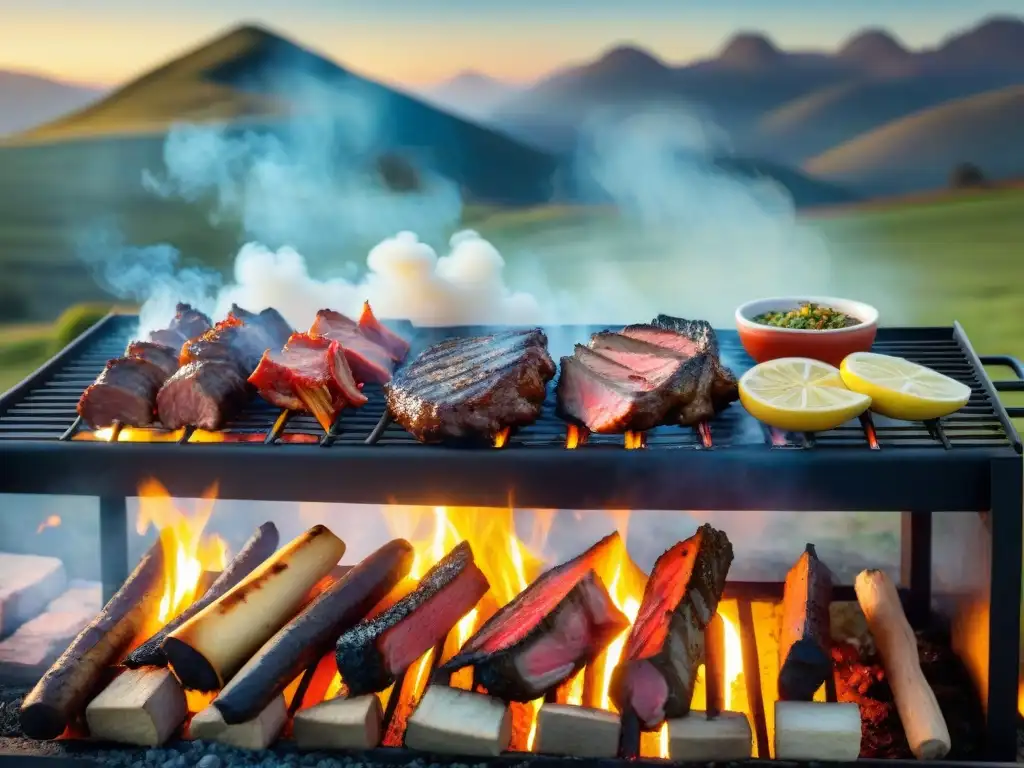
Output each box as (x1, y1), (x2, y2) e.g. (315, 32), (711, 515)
(0, 313), (1021, 761)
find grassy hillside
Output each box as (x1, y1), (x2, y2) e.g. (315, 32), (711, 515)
(805, 84), (1024, 195)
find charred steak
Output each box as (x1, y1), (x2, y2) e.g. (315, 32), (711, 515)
(335, 541), (490, 696)
(124, 341), (179, 378)
(310, 309), (397, 385)
(77, 357), (170, 428)
(443, 533), (628, 702)
(148, 303), (212, 348)
(649, 315), (739, 417)
(610, 524), (733, 728)
(386, 329), (556, 443)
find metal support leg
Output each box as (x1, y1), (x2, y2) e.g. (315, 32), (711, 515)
(99, 496), (129, 603)
(900, 510), (932, 628)
(986, 458), (1023, 761)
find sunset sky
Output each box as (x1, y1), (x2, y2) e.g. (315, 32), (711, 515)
(2, 0), (1021, 88)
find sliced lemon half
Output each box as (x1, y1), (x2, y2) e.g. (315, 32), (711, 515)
(839, 352), (971, 421)
(739, 357), (872, 432)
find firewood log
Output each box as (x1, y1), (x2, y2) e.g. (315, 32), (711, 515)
(20, 536), (167, 740)
(293, 695), (383, 750)
(405, 685), (511, 757)
(162, 525), (345, 691)
(779, 543), (833, 701)
(775, 701), (861, 761)
(534, 703), (620, 758)
(855, 568), (951, 760)
(85, 667), (186, 746)
(189, 697), (286, 750)
(667, 711), (752, 761)
(125, 522), (279, 668)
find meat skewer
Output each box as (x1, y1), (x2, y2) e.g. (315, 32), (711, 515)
(76, 304), (212, 429)
(442, 532), (628, 702)
(309, 304), (405, 385)
(335, 541), (490, 696)
(610, 524), (734, 729)
(778, 543), (834, 701)
(123, 522), (280, 669)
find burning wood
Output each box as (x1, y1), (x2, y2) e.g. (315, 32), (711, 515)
(778, 543), (834, 701)
(335, 541), (489, 696)
(774, 701), (862, 761)
(405, 685), (511, 757)
(533, 703), (621, 757)
(189, 697), (286, 750)
(85, 667), (186, 747)
(163, 525), (346, 691)
(293, 695), (383, 751)
(214, 539), (414, 724)
(125, 522), (280, 669)
(443, 533), (628, 702)
(20, 536), (167, 740)
(666, 711), (752, 761)
(610, 524), (733, 729)
(855, 568), (951, 759)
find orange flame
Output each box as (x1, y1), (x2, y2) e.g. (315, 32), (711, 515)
(493, 428), (510, 448)
(565, 425), (588, 449)
(36, 515), (61, 534)
(134, 479), (228, 635)
(82, 427), (186, 442)
(624, 431), (645, 450)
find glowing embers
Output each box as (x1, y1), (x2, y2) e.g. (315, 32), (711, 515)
(493, 427), (510, 449)
(624, 431), (646, 450)
(565, 425), (589, 449)
(75, 425), (186, 442)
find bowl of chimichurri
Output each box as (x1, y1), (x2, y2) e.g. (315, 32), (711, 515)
(735, 296), (878, 366)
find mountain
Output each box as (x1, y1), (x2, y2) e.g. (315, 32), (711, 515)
(419, 71), (521, 121)
(837, 30), (913, 76)
(932, 16), (1024, 71)
(0, 70), (103, 137)
(716, 33), (783, 70)
(10, 24), (559, 205)
(804, 84), (1024, 195)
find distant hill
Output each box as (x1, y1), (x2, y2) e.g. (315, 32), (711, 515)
(0, 71), (103, 137)
(10, 24), (559, 206)
(836, 30), (914, 76)
(804, 84), (1024, 195)
(418, 71), (522, 122)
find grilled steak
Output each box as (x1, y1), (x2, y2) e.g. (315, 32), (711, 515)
(310, 309), (396, 385)
(556, 343), (705, 433)
(357, 301), (410, 362)
(157, 361), (250, 430)
(249, 332), (367, 430)
(443, 533), (628, 702)
(124, 341), (178, 378)
(148, 303), (212, 348)
(77, 357), (169, 428)
(610, 524), (733, 729)
(335, 541), (490, 696)
(386, 329), (556, 443)
(650, 315), (739, 414)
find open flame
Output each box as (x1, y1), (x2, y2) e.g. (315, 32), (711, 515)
(134, 479), (227, 636)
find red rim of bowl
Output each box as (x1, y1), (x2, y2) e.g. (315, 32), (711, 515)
(735, 296), (879, 335)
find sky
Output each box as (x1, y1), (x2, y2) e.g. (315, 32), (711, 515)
(1, 0), (1021, 88)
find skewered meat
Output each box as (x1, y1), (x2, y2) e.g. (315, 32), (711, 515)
(229, 304), (294, 348)
(180, 315), (285, 377)
(611, 524), (734, 729)
(249, 333), (367, 430)
(77, 357), (170, 429)
(335, 541), (489, 696)
(386, 329), (556, 443)
(443, 533), (628, 702)
(310, 309), (396, 385)
(147, 303), (212, 348)
(124, 342), (179, 378)
(357, 301), (410, 361)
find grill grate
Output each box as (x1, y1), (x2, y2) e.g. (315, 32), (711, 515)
(0, 314), (1017, 453)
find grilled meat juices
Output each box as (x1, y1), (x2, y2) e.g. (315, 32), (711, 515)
(76, 304), (212, 429)
(386, 329), (556, 443)
(335, 541), (490, 696)
(443, 533), (628, 702)
(610, 524), (734, 729)
(158, 307), (293, 430)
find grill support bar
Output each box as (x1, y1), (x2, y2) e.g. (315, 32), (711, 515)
(901, 511), (933, 628)
(98, 496), (128, 603)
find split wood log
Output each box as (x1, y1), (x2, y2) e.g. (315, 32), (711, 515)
(405, 685), (511, 757)
(85, 667), (186, 747)
(214, 539), (412, 724)
(704, 612), (726, 715)
(533, 703), (620, 758)
(0, 553), (67, 636)
(855, 568), (951, 760)
(20, 537), (167, 740)
(125, 523), (279, 669)
(667, 711), (752, 762)
(779, 543), (834, 701)
(163, 525), (345, 691)
(0, 581), (101, 685)
(188, 696), (286, 750)
(293, 695), (383, 750)
(774, 701), (861, 761)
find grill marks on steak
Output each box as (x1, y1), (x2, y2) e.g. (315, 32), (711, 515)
(335, 541), (490, 697)
(443, 533), (628, 702)
(309, 308), (399, 385)
(385, 329), (556, 443)
(611, 524), (734, 729)
(249, 332), (367, 430)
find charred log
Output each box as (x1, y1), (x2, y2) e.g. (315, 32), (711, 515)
(778, 543), (833, 701)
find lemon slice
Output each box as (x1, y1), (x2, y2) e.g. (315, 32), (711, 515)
(839, 352), (971, 421)
(739, 357), (872, 432)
